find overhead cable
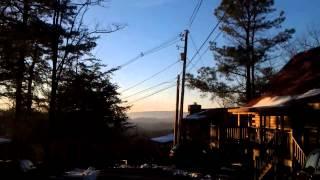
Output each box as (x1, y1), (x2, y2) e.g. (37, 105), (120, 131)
(120, 60), (180, 93)
(117, 34), (180, 70)
(188, 0), (203, 27)
(122, 77), (176, 99)
(125, 84), (176, 104)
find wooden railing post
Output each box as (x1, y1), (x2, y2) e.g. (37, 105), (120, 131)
(291, 133), (306, 168)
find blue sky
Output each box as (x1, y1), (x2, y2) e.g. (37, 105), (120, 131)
(84, 0), (320, 112)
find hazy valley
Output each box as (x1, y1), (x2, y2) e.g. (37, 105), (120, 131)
(127, 111), (187, 138)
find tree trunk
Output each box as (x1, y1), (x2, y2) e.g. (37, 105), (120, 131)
(49, 44), (58, 128)
(245, 3), (252, 103)
(251, 5), (257, 99)
(15, 54), (24, 122)
(245, 35), (252, 102)
(49, 0), (60, 136)
(46, 2), (60, 165)
(246, 64), (251, 102)
(15, 0), (29, 122)
(26, 48), (37, 114)
(251, 64), (255, 98)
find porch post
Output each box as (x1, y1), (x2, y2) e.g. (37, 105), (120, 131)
(259, 115), (267, 143)
(237, 113), (241, 127)
(289, 130), (293, 172)
(280, 115), (284, 131)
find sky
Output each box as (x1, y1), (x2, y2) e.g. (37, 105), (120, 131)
(84, 0), (320, 112)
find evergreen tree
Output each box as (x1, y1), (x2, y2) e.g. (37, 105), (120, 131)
(45, 0), (124, 128)
(187, 0), (294, 106)
(55, 62), (129, 140)
(0, 0), (127, 164)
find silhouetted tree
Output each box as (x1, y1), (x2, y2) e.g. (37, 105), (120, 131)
(283, 25), (320, 58)
(187, 0), (294, 106)
(0, 0), (128, 165)
(0, 0), (53, 113)
(55, 62), (129, 140)
(45, 0), (125, 131)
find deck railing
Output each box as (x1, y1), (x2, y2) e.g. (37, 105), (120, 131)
(212, 127), (306, 166)
(292, 136), (306, 167)
(222, 127), (276, 144)
(211, 126), (307, 175)
(224, 127), (248, 140)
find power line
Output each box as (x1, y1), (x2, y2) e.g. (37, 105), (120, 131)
(187, 30), (223, 72)
(122, 77), (176, 99)
(116, 34), (180, 70)
(190, 34), (199, 51)
(125, 84), (176, 104)
(188, 0), (203, 28)
(189, 34), (203, 67)
(122, 70), (184, 100)
(186, 14), (225, 68)
(120, 60), (180, 93)
(121, 2), (223, 104)
(187, 25), (219, 67)
(188, 46), (210, 72)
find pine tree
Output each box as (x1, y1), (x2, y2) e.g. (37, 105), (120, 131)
(55, 61), (129, 140)
(0, 1), (127, 164)
(187, 0), (294, 106)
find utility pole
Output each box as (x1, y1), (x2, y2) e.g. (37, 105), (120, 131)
(174, 75), (180, 145)
(179, 30), (189, 142)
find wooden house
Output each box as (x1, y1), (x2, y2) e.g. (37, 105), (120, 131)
(182, 47), (320, 179)
(183, 106), (231, 147)
(216, 47), (320, 178)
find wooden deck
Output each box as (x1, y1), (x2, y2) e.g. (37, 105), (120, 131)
(210, 126), (306, 179)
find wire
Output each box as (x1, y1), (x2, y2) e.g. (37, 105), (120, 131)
(116, 34), (180, 70)
(121, 3), (224, 104)
(122, 77), (176, 99)
(188, 0), (203, 28)
(125, 84), (176, 104)
(188, 46), (210, 72)
(190, 34), (199, 50)
(187, 30), (223, 72)
(143, 39), (179, 56)
(120, 60), (180, 93)
(187, 14), (225, 68)
(189, 34), (203, 66)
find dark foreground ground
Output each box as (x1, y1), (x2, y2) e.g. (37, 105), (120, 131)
(0, 168), (204, 180)
(97, 168), (194, 180)
(0, 164), (245, 180)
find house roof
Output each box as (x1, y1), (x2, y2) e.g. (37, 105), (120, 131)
(266, 47), (320, 95)
(151, 133), (173, 143)
(184, 108), (229, 122)
(250, 47), (320, 106)
(230, 47), (320, 113)
(185, 110), (209, 121)
(230, 89), (320, 114)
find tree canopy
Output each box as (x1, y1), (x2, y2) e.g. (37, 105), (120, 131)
(187, 0), (294, 106)
(0, 0), (128, 149)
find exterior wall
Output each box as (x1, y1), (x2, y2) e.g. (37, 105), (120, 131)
(184, 120), (210, 145)
(210, 111), (300, 177)
(207, 106), (320, 178)
(251, 114), (290, 130)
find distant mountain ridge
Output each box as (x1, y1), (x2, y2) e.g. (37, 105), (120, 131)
(128, 111), (187, 121)
(127, 111), (187, 138)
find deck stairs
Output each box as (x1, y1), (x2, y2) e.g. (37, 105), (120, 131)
(292, 136), (306, 169)
(258, 163), (272, 180)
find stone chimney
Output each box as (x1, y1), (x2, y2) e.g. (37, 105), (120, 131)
(188, 102), (201, 115)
